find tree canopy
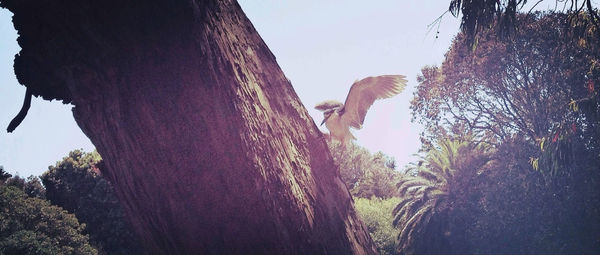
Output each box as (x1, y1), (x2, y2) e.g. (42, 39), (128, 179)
(413, 12), (599, 146)
(42, 150), (142, 255)
(447, 0), (600, 45)
(0, 185), (97, 255)
(328, 140), (401, 199)
(4, 175), (46, 199)
(400, 11), (600, 254)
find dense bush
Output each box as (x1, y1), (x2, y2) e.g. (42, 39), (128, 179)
(355, 197), (401, 255)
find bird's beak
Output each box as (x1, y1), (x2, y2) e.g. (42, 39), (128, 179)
(320, 118), (326, 126)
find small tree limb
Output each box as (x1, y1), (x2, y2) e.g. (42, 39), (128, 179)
(7, 88), (32, 133)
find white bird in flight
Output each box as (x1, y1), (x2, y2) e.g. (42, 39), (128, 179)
(315, 75), (407, 143)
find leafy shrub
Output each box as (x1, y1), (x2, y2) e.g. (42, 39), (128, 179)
(355, 197), (401, 255)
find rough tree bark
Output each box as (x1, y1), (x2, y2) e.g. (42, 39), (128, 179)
(0, 0), (378, 254)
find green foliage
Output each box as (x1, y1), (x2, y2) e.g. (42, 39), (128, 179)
(448, 0), (524, 45)
(0, 185), (97, 255)
(328, 140), (405, 253)
(42, 151), (102, 212)
(5, 175), (46, 199)
(355, 197), (401, 255)
(42, 150), (142, 255)
(447, 0), (600, 46)
(393, 139), (492, 255)
(467, 138), (600, 254)
(413, 12), (599, 147)
(395, 137), (600, 254)
(23, 175), (46, 199)
(328, 141), (407, 252)
(328, 140), (401, 198)
(408, 12), (600, 254)
(0, 166), (11, 183)
(3, 174), (25, 190)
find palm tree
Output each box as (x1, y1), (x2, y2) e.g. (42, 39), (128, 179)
(393, 139), (493, 254)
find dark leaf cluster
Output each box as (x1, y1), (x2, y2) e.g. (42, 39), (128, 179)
(41, 150), (143, 255)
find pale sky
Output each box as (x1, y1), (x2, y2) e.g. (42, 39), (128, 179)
(0, 1), (460, 177)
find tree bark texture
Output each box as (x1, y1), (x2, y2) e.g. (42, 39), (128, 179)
(1, 0), (378, 254)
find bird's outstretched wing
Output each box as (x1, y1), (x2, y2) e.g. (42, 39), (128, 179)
(340, 75), (407, 129)
(315, 100), (344, 111)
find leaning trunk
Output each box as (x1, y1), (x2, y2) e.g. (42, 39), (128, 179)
(1, 0), (377, 254)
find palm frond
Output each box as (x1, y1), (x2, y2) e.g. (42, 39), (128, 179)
(397, 178), (431, 196)
(393, 138), (493, 253)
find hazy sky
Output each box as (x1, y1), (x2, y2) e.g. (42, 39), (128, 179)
(0, 1), (460, 177)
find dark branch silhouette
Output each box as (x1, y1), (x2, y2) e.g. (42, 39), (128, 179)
(7, 88), (32, 133)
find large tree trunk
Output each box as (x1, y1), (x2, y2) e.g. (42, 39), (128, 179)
(1, 0), (378, 254)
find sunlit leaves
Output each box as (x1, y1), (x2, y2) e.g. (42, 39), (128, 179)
(355, 197), (401, 255)
(569, 98), (579, 112)
(529, 157), (539, 170)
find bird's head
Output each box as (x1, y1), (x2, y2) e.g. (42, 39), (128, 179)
(315, 100), (343, 126)
(320, 109), (336, 126)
